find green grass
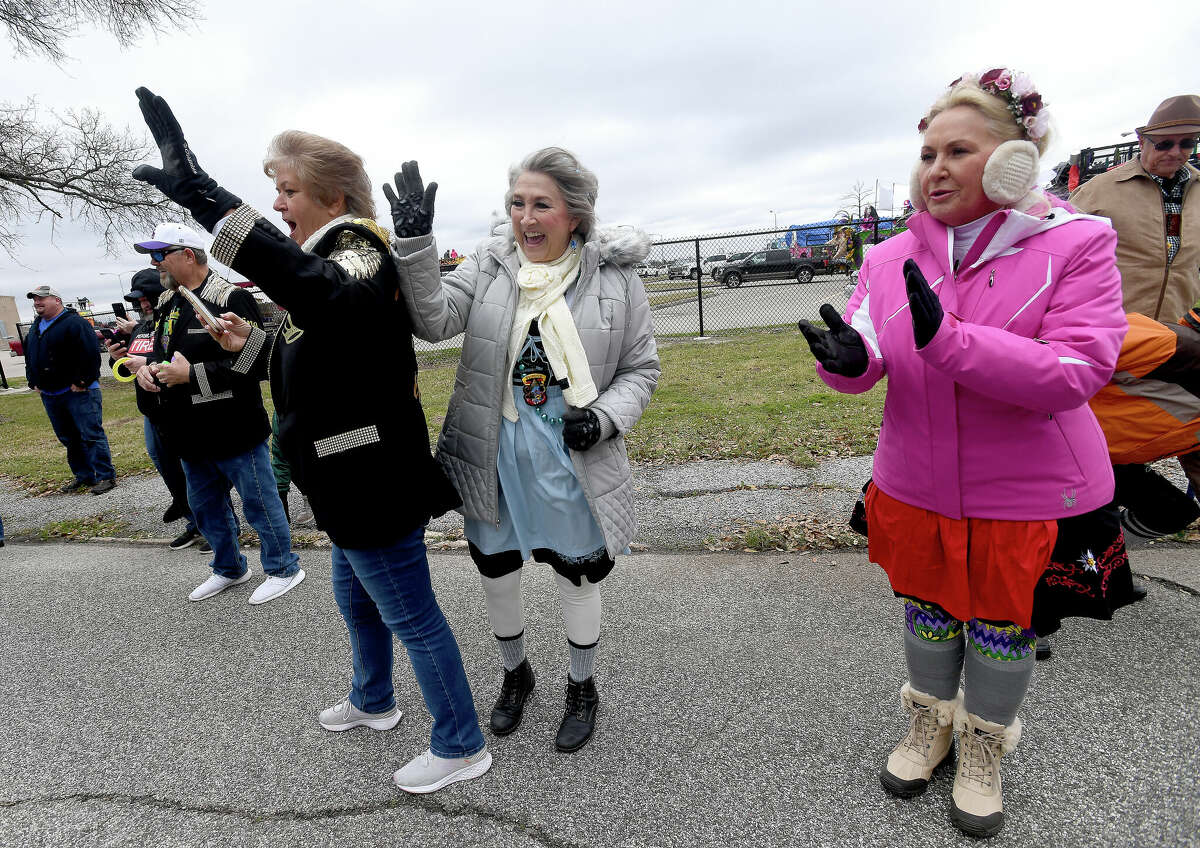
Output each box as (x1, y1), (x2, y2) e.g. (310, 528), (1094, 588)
(1, 330), (884, 489)
(23, 513), (134, 541)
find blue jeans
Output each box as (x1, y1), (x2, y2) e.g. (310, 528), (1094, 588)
(42, 388), (115, 483)
(181, 441), (299, 579)
(144, 419), (195, 534)
(332, 528), (485, 759)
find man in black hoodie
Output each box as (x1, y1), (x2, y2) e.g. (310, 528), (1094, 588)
(24, 284), (116, 494)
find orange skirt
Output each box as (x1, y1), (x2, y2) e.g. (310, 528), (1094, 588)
(865, 484), (1058, 628)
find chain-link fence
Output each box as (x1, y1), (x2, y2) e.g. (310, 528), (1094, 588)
(13, 222), (900, 371)
(406, 217), (904, 367)
(641, 217), (902, 338)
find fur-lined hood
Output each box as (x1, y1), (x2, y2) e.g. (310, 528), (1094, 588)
(486, 218), (651, 268)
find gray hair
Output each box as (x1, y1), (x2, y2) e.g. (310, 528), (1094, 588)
(188, 247), (208, 266)
(505, 147), (599, 238)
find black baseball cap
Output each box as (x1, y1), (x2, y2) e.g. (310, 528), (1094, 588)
(125, 268), (165, 304)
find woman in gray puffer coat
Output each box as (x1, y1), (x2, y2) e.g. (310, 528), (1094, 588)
(388, 147), (660, 753)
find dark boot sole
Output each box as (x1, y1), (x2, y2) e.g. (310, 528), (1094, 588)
(554, 728), (594, 753)
(489, 687), (534, 737)
(880, 749), (955, 798)
(950, 803), (1004, 839)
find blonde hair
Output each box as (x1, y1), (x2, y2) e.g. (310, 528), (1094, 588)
(263, 131), (376, 219)
(925, 83), (1053, 156)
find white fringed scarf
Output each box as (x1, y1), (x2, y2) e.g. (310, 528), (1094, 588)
(502, 239), (598, 422)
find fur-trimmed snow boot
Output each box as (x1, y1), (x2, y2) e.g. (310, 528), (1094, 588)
(950, 704), (1022, 838)
(881, 683), (962, 798)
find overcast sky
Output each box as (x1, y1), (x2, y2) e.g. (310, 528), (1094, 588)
(3, 0), (1198, 322)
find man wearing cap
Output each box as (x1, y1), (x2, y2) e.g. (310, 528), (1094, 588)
(133, 223), (304, 604)
(24, 284), (117, 495)
(1072, 95), (1200, 499)
(103, 267), (204, 550)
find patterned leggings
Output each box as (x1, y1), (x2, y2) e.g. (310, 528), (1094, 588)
(903, 599), (1036, 725)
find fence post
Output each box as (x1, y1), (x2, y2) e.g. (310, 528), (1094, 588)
(694, 238), (705, 337)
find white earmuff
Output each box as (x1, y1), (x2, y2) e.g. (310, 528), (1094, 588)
(981, 140), (1040, 205)
(909, 160), (927, 212)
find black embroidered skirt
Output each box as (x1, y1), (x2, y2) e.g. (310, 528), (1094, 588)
(1031, 504), (1144, 637)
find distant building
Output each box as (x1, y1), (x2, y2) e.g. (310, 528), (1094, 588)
(0, 295), (19, 343)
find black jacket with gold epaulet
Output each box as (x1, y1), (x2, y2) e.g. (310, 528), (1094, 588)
(210, 209), (460, 549)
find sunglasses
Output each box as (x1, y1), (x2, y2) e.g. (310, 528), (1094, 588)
(1149, 137), (1198, 153)
(148, 246), (187, 262)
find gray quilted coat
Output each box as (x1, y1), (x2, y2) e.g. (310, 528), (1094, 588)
(394, 223), (660, 557)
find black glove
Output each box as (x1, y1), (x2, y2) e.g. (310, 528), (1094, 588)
(797, 303), (869, 377)
(563, 407), (602, 451)
(382, 161), (438, 238)
(903, 259), (944, 349)
(131, 87), (242, 232)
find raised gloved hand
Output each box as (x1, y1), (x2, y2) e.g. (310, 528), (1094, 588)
(382, 161), (438, 238)
(131, 87), (242, 231)
(903, 259), (944, 349)
(797, 303), (869, 377)
(563, 407), (602, 451)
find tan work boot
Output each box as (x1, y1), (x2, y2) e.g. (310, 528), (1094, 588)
(880, 683), (962, 798)
(950, 704), (1022, 838)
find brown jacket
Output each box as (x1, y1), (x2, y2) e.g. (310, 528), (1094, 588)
(1070, 158), (1200, 322)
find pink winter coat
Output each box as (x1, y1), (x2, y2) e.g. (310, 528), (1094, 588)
(820, 198), (1127, 521)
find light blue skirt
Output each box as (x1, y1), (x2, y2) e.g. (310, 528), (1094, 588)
(466, 385), (607, 560)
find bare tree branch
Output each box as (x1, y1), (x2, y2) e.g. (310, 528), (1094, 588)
(0, 1), (201, 258)
(837, 179), (875, 219)
(0, 99), (180, 258)
(0, 0), (200, 63)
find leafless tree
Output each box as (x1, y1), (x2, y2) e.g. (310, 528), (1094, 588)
(0, 0), (199, 63)
(0, 0), (201, 257)
(838, 179), (874, 220)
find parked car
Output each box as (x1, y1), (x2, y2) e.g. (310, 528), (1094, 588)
(678, 253), (735, 280)
(667, 260), (692, 280)
(707, 251), (749, 281)
(719, 247), (852, 287)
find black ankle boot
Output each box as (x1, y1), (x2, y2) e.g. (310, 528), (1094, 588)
(555, 675), (599, 752)
(490, 659), (535, 736)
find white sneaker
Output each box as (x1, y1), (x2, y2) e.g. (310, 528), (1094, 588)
(319, 698), (402, 732)
(189, 570), (252, 601)
(392, 747), (492, 794)
(248, 569), (306, 605)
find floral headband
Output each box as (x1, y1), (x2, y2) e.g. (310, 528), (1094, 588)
(917, 68), (1049, 142)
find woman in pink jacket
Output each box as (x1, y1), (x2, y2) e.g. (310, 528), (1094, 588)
(799, 69), (1131, 838)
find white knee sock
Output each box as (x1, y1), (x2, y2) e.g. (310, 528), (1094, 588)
(554, 572), (601, 681)
(480, 570), (524, 637)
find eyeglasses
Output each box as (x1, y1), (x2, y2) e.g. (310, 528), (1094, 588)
(148, 246), (186, 262)
(1149, 137), (1198, 153)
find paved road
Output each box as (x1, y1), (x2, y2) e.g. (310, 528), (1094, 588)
(0, 542), (1195, 847)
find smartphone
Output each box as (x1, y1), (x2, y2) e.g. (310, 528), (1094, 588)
(111, 302), (127, 319)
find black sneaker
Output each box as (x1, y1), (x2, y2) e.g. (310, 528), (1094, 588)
(169, 527), (201, 550)
(163, 500), (187, 524)
(60, 478), (93, 494)
(89, 479), (116, 495)
(197, 538), (212, 554)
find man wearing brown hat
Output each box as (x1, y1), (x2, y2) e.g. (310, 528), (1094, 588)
(23, 284), (117, 494)
(1072, 95), (1200, 503)
(1071, 94), (1200, 322)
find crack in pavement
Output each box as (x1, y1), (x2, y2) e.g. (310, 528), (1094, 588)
(0, 792), (589, 848)
(1135, 571), (1200, 598)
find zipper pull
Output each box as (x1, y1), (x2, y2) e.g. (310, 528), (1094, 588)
(988, 269), (995, 288)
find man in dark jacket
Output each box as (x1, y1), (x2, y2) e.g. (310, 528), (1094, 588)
(24, 284), (116, 494)
(104, 268), (208, 550)
(132, 223), (303, 604)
